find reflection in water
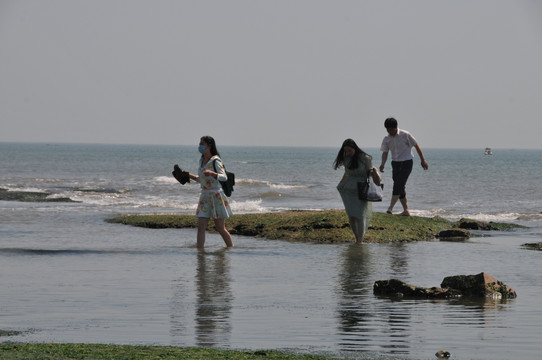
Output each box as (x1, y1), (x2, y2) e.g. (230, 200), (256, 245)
(337, 245), (372, 329)
(387, 243), (409, 277)
(443, 297), (514, 328)
(170, 272), (190, 344)
(170, 250), (232, 347)
(336, 244), (517, 358)
(336, 244), (412, 356)
(336, 245), (374, 347)
(194, 250), (232, 347)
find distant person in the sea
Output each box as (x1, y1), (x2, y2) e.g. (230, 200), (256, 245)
(334, 138), (382, 244)
(379, 117), (429, 216)
(186, 136), (233, 249)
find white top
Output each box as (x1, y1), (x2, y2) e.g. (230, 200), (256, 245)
(380, 128), (418, 162)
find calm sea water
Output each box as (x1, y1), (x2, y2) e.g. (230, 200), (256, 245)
(1, 142), (541, 359)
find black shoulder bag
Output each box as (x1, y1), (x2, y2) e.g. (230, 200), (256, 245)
(213, 159), (235, 197)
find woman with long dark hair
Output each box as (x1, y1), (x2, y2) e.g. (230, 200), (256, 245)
(334, 138), (381, 243)
(187, 136), (233, 249)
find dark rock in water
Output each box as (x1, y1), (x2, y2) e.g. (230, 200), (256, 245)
(435, 350), (451, 358)
(436, 228), (470, 238)
(522, 242), (542, 251)
(457, 218), (493, 230)
(373, 279), (461, 299)
(0, 329), (22, 337)
(0, 188), (76, 203)
(441, 272), (517, 299)
(374, 272), (516, 299)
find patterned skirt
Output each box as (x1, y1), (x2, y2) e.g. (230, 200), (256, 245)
(196, 189), (233, 219)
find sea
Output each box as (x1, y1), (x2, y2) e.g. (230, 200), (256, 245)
(1, 142), (541, 360)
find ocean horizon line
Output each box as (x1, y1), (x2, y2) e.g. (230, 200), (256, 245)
(2, 141), (541, 151)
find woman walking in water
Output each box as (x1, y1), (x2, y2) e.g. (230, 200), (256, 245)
(187, 136), (233, 249)
(334, 138), (382, 244)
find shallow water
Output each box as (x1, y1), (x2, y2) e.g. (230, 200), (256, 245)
(1, 204), (541, 360)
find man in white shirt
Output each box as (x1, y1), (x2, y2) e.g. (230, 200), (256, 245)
(379, 117), (429, 216)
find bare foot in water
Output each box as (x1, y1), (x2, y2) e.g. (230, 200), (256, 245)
(399, 210), (410, 216)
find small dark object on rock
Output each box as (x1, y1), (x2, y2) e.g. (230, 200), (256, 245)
(172, 164), (190, 184)
(436, 349), (451, 358)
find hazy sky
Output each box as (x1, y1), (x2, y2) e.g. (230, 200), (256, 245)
(1, 1), (541, 149)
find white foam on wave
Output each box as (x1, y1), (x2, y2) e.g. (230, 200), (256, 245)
(458, 212), (526, 223)
(229, 199), (267, 213)
(237, 178), (309, 190)
(268, 183), (308, 190)
(66, 190), (272, 214)
(154, 176), (179, 184)
(517, 213), (542, 221)
(410, 209), (528, 223)
(3, 185), (50, 193)
(155, 176), (310, 191)
(409, 209), (448, 218)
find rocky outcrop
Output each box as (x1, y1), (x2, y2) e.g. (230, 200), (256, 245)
(436, 228), (470, 239)
(457, 218), (493, 230)
(522, 242), (542, 251)
(373, 279), (462, 299)
(441, 272), (517, 299)
(374, 272), (516, 299)
(0, 188), (76, 203)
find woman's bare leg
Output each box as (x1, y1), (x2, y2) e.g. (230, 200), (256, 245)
(214, 218), (233, 247)
(197, 217), (209, 249)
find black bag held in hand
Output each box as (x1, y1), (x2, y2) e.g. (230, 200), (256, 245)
(172, 164), (190, 185)
(213, 159), (235, 197)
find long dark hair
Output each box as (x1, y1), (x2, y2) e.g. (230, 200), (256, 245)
(333, 138), (370, 170)
(200, 136), (221, 158)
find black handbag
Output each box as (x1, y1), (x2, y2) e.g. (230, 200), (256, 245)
(213, 159), (235, 197)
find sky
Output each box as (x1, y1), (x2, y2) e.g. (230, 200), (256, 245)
(1, 0), (542, 149)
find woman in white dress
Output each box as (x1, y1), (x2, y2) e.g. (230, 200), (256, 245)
(188, 136), (233, 249)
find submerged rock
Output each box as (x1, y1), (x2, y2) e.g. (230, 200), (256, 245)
(374, 272), (516, 299)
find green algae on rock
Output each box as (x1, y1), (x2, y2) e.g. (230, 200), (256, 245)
(106, 210), (522, 244)
(374, 272), (517, 300)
